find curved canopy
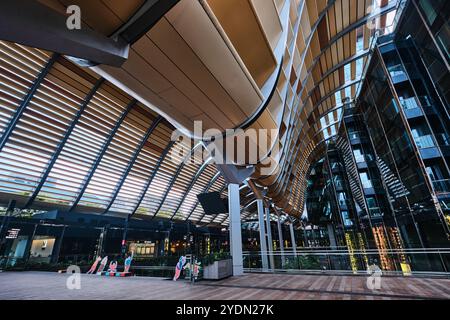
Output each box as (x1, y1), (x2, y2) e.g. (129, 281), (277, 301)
(0, 0), (402, 223)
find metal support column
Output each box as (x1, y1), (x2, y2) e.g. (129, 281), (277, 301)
(265, 207), (274, 270)
(97, 225), (108, 257)
(256, 199), (268, 271)
(277, 215), (285, 268)
(228, 183), (243, 276)
(289, 222), (297, 257)
(121, 216), (129, 258)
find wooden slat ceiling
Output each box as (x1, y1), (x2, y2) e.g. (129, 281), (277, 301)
(0, 40), (243, 227)
(0, 0), (399, 222)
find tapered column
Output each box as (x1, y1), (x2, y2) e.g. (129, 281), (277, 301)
(256, 199), (268, 271)
(228, 183), (243, 276)
(265, 207), (275, 269)
(277, 215), (285, 268)
(289, 223), (297, 257)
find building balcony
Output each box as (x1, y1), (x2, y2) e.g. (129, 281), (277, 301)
(414, 134), (450, 159)
(400, 96), (437, 119)
(432, 179), (450, 195)
(387, 64), (408, 83)
(400, 97), (420, 110)
(368, 207), (383, 218)
(414, 134), (436, 149)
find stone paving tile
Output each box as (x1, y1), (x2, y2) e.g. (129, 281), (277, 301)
(0, 271), (448, 300)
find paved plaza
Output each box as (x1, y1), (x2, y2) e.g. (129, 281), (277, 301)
(0, 272), (449, 300)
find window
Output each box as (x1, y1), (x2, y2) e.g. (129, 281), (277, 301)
(341, 211), (353, 227)
(359, 172), (373, 188)
(338, 192), (346, 206)
(353, 149), (365, 163)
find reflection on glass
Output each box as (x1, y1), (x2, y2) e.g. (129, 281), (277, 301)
(388, 64), (406, 77)
(413, 134), (435, 149)
(432, 179), (450, 194)
(399, 96), (419, 110)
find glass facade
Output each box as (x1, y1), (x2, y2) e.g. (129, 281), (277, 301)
(305, 0), (450, 273)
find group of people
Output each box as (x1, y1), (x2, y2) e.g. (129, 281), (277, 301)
(86, 253), (133, 274)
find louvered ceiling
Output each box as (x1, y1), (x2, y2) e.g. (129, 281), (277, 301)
(0, 40), (231, 226)
(0, 0), (402, 224)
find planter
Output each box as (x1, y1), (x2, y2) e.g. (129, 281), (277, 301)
(203, 259), (232, 280)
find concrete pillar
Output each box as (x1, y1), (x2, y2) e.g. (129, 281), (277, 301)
(228, 183), (243, 276)
(265, 207), (275, 269)
(256, 199), (268, 270)
(277, 215), (285, 268)
(289, 223), (297, 257)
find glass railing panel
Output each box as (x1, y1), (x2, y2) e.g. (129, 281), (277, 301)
(354, 155), (365, 163)
(243, 248), (450, 275)
(418, 95), (433, 107)
(432, 179), (450, 194)
(388, 64), (406, 77)
(435, 133), (450, 146)
(400, 97), (419, 110)
(361, 180), (373, 189)
(414, 134), (436, 149)
(348, 132), (361, 140)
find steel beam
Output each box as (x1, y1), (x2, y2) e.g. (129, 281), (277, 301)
(0, 0), (129, 67)
(113, 0), (182, 44)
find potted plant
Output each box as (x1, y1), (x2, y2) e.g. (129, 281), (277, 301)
(202, 252), (232, 280)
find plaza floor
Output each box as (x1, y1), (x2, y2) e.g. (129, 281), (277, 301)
(0, 271), (449, 300)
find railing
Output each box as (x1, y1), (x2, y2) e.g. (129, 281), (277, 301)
(387, 64), (406, 78)
(436, 133), (450, 146)
(400, 97), (419, 110)
(348, 131), (361, 140)
(368, 207), (383, 217)
(432, 179), (450, 194)
(354, 154), (365, 163)
(414, 134), (436, 149)
(418, 95), (433, 107)
(361, 180), (373, 189)
(243, 248), (450, 277)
